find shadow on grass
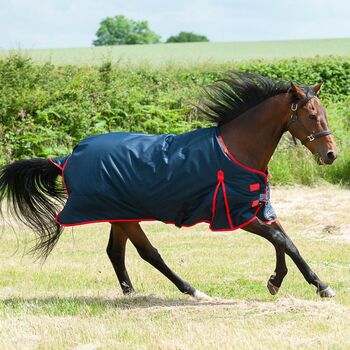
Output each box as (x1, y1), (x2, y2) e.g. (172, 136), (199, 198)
(0, 294), (247, 316)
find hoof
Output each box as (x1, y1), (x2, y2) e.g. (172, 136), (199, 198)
(267, 280), (279, 295)
(121, 282), (135, 295)
(318, 286), (336, 298)
(192, 289), (212, 301)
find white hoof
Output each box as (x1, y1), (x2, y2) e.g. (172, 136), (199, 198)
(267, 281), (279, 295)
(318, 286), (336, 298)
(192, 289), (212, 301)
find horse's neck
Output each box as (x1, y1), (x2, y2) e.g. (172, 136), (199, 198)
(219, 95), (290, 172)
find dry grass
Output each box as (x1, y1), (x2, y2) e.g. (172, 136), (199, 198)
(272, 185), (350, 243)
(0, 185), (349, 349)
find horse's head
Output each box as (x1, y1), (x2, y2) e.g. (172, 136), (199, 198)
(287, 82), (337, 165)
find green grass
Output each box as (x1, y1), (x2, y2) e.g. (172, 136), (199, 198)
(0, 185), (349, 349)
(1, 38), (350, 66)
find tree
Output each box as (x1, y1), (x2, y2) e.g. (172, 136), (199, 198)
(93, 15), (161, 46)
(166, 32), (209, 43)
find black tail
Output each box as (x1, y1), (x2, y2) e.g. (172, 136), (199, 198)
(0, 158), (66, 259)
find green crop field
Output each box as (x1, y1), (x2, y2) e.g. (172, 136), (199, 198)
(0, 185), (349, 349)
(1, 38), (350, 66)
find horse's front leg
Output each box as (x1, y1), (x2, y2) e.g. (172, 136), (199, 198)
(243, 219), (288, 295)
(272, 220), (335, 297)
(244, 219), (335, 297)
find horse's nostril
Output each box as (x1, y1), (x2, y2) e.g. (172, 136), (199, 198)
(327, 151), (336, 161)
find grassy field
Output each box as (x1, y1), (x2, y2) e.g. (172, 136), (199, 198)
(1, 38), (349, 66)
(0, 185), (349, 349)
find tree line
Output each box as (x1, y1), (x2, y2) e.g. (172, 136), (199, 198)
(93, 15), (209, 46)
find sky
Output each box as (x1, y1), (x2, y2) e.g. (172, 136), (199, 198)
(1, 0), (349, 49)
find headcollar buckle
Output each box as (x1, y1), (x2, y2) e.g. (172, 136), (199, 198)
(307, 134), (315, 142)
(291, 103), (298, 112)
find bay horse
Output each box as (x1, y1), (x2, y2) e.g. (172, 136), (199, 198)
(0, 73), (338, 299)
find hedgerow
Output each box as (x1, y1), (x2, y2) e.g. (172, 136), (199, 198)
(0, 55), (349, 184)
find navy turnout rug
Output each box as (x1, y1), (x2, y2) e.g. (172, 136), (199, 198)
(49, 127), (276, 231)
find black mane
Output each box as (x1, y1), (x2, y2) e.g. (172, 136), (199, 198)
(196, 72), (294, 126)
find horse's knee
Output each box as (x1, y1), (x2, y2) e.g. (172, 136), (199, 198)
(106, 241), (125, 262)
(271, 230), (286, 249)
(137, 247), (162, 264)
(107, 248), (123, 261)
(137, 248), (148, 260)
(285, 239), (300, 255)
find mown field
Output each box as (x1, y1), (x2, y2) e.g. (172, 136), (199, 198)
(0, 185), (349, 349)
(1, 38), (350, 66)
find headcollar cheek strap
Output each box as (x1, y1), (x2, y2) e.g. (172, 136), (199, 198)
(287, 102), (302, 145)
(287, 97), (332, 146)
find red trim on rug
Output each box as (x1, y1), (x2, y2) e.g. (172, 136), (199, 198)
(61, 156), (70, 195)
(250, 183), (260, 191)
(48, 157), (71, 197)
(211, 174), (222, 219)
(216, 132), (274, 226)
(217, 134), (268, 178)
(208, 170), (262, 232)
(48, 157), (63, 171)
(56, 213), (262, 232)
(56, 209), (264, 232)
(219, 173), (234, 230)
(55, 214), (214, 228)
(210, 171), (233, 229)
(251, 199), (259, 207)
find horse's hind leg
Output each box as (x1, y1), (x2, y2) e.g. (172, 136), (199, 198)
(115, 222), (211, 300)
(107, 224), (134, 294)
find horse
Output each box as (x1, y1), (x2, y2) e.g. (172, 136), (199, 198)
(0, 72), (338, 300)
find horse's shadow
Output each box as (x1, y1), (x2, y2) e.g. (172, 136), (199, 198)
(0, 294), (242, 313)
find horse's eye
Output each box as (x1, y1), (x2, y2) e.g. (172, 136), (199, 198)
(309, 114), (318, 121)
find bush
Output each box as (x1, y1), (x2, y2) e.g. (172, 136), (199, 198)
(166, 32), (209, 43)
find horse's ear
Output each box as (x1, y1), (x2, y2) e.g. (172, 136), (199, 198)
(290, 82), (306, 100)
(312, 82), (323, 95)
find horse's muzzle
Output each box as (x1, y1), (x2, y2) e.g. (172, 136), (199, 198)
(318, 150), (337, 165)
